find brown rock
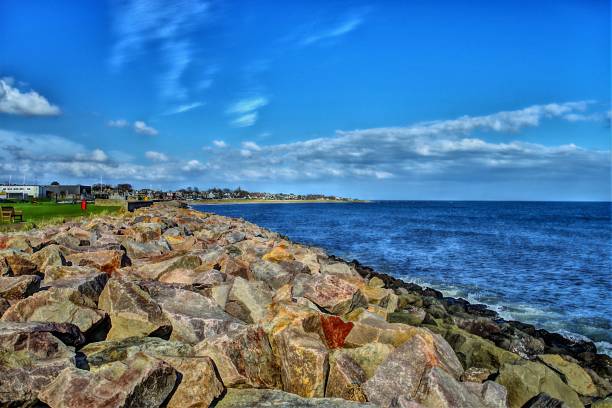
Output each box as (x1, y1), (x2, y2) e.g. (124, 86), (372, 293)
(325, 352), (368, 402)
(162, 355), (225, 408)
(0, 249), (38, 275)
(272, 326), (329, 398)
(303, 274), (366, 315)
(98, 278), (171, 340)
(195, 325), (281, 389)
(66, 249), (126, 273)
(0, 275), (41, 302)
(31, 244), (65, 270)
(1, 287), (107, 334)
(38, 353), (177, 408)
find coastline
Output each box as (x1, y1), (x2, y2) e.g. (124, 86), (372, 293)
(188, 199), (369, 205)
(0, 201), (609, 407)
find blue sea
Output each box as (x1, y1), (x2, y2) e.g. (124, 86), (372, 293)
(193, 201), (612, 355)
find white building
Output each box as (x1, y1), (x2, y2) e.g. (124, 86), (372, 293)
(0, 185), (44, 199)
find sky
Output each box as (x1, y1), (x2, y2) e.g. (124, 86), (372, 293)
(0, 0), (610, 200)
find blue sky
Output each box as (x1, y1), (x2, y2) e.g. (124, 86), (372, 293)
(0, 0), (610, 200)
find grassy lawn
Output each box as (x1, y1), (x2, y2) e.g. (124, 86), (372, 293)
(1, 201), (122, 228)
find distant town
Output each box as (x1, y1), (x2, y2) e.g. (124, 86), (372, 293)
(0, 182), (356, 203)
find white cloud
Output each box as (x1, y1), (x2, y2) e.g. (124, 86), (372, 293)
(134, 121), (159, 136)
(241, 141), (261, 151)
(108, 119), (129, 128)
(145, 151), (169, 162)
(228, 97), (268, 114)
(231, 113), (258, 127)
(300, 9), (367, 46)
(227, 96), (268, 127)
(163, 101), (204, 115)
(0, 77), (60, 116)
(0, 102), (609, 200)
(109, 0), (211, 101)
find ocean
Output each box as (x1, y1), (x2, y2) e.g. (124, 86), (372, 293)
(193, 201), (612, 355)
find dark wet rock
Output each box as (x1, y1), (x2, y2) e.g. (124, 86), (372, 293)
(522, 393), (570, 408)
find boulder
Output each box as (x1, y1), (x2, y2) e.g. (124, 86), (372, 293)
(303, 274), (366, 315)
(132, 254), (202, 280)
(444, 325), (521, 370)
(272, 326), (329, 398)
(496, 360), (584, 408)
(0, 321), (85, 348)
(0, 275), (41, 302)
(121, 239), (168, 259)
(0, 249), (38, 275)
(414, 367), (492, 408)
(319, 314), (354, 349)
(98, 278), (171, 340)
(462, 380), (508, 408)
(215, 388), (377, 407)
(30, 244), (64, 270)
(362, 332), (464, 407)
(81, 336), (194, 366)
(226, 276), (273, 323)
(142, 282), (244, 344)
(388, 307), (427, 326)
(195, 325), (281, 388)
(162, 355), (225, 408)
(1, 287), (107, 334)
(38, 353), (177, 408)
(523, 393), (570, 407)
(345, 316), (429, 348)
(65, 249), (126, 273)
(262, 245), (294, 263)
(43, 271), (108, 303)
(337, 342), (395, 379)
(325, 352), (368, 402)
(538, 353), (598, 396)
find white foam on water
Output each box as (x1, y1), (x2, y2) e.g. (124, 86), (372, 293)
(399, 276), (612, 357)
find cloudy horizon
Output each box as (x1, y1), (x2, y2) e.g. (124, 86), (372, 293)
(0, 1), (610, 200)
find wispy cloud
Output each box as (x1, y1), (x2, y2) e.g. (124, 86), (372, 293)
(301, 10), (366, 46)
(0, 77), (60, 116)
(145, 151), (168, 162)
(133, 120), (159, 136)
(108, 119), (159, 136)
(109, 0), (211, 101)
(212, 140), (227, 148)
(227, 96), (268, 127)
(108, 119), (129, 128)
(163, 101), (204, 115)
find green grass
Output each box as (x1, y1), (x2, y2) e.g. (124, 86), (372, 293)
(1, 202), (122, 227)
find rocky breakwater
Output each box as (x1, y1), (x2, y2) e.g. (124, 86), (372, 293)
(0, 201), (609, 408)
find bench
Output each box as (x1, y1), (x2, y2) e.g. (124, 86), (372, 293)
(1, 206), (23, 223)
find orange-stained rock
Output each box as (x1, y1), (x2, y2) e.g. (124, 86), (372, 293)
(65, 249), (126, 274)
(262, 244), (294, 263)
(320, 315), (354, 349)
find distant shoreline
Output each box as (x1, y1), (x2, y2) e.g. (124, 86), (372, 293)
(189, 199), (369, 205)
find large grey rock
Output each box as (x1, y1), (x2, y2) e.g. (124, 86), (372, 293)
(226, 276), (273, 323)
(141, 282), (244, 344)
(362, 331), (464, 407)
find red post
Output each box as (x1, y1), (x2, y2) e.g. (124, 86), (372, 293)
(81, 198), (87, 211)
